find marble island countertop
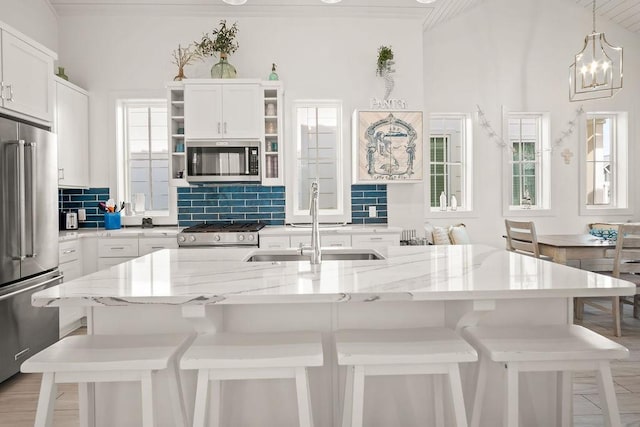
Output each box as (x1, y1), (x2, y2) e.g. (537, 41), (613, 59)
(33, 245), (635, 308)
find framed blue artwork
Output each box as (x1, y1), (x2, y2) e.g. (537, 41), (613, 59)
(353, 110), (423, 183)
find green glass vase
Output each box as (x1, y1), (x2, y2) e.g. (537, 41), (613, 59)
(211, 54), (237, 79)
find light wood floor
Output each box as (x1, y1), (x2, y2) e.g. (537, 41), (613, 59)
(1, 304), (639, 427)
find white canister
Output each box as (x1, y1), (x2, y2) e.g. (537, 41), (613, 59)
(439, 192), (447, 211)
(133, 193), (146, 214)
(266, 103), (276, 116)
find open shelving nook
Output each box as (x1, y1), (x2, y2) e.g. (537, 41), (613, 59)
(166, 80), (284, 187)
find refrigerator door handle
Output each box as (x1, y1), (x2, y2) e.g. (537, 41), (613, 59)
(25, 142), (37, 258)
(6, 140), (26, 261)
(0, 274), (62, 302)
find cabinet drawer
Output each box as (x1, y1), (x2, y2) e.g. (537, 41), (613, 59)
(139, 237), (178, 256)
(59, 240), (80, 263)
(98, 238), (139, 258)
(259, 236), (290, 249)
(352, 234), (400, 249)
(60, 259), (82, 282)
(290, 235), (311, 248)
(321, 235), (351, 248)
(97, 257), (134, 270)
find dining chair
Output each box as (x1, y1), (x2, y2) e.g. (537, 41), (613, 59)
(504, 220), (543, 258)
(576, 224), (640, 336)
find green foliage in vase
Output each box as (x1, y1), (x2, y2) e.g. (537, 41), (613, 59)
(196, 20), (239, 57)
(376, 45), (394, 76)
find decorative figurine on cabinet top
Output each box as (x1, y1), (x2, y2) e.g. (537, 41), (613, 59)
(269, 63), (279, 81)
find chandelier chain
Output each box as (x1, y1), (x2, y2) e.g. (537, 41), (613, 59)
(592, 0), (596, 33)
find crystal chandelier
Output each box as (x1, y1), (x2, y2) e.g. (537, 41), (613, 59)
(569, 0), (623, 101)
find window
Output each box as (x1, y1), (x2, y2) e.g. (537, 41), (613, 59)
(428, 114), (472, 212)
(116, 99), (177, 224)
(505, 113), (550, 211)
(581, 112), (628, 213)
(286, 100), (350, 223)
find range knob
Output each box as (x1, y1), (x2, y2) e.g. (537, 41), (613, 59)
(178, 235), (186, 243)
(189, 235), (196, 242)
(238, 234), (245, 241)
(248, 234), (255, 241)
(214, 234), (221, 241)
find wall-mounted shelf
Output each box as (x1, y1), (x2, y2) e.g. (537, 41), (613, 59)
(167, 82), (188, 187)
(262, 81), (284, 186)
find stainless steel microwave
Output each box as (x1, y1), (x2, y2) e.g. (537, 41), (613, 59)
(186, 140), (260, 182)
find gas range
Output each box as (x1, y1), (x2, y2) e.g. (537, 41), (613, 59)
(177, 222), (266, 247)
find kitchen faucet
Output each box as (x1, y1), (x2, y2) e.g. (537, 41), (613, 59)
(300, 180), (321, 264)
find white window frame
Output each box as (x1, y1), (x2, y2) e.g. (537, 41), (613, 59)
(502, 112), (551, 216)
(427, 113), (473, 216)
(285, 99), (350, 224)
(579, 111), (630, 215)
(115, 98), (177, 226)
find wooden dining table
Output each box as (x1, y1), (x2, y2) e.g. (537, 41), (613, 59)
(537, 234), (616, 271)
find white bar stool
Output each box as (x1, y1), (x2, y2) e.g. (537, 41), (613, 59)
(180, 331), (323, 427)
(20, 333), (193, 427)
(463, 325), (629, 427)
(335, 327), (478, 427)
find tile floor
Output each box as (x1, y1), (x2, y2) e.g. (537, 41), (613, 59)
(0, 302), (638, 426)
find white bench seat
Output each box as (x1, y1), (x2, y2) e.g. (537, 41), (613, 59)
(21, 333), (193, 427)
(180, 331), (324, 427)
(335, 327), (478, 427)
(463, 325), (629, 427)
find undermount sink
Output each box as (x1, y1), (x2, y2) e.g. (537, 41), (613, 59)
(244, 249), (385, 262)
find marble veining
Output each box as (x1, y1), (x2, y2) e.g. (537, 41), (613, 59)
(33, 245), (636, 308)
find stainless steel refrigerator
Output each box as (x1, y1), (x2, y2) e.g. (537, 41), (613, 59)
(0, 115), (61, 383)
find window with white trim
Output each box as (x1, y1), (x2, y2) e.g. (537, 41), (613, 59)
(505, 113), (550, 211)
(428, 114), (473, 212)
(116, 99), (177, 224)
(582, 112), (628, 213)
(286, 100), (350, 223)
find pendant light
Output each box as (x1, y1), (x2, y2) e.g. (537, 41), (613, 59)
(569, 0), (623, 101)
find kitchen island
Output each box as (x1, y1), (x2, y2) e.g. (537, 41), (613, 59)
(33, 245), (635, 427)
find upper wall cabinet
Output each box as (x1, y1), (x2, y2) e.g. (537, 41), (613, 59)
(184, 80), (262, 140)
(0, 26), (56, 124)
(55, 77), (89, 188)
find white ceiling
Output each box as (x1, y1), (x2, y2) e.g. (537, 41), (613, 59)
(47, 0), (640, 34)
(48, 0), (482, 29)
(575, 0), (640, 34)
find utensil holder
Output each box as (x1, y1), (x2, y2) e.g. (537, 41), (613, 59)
(104, 212), (121, 230)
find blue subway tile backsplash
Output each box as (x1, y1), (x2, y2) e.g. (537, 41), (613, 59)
(351, 184), (388, 225)
(177, 185), (286, 226)
(59, 187), (110, 228)
(58, 184), (386, 228)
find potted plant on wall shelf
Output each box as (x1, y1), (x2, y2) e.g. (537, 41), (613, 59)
(376, 45), (395, 100)
(196, 20), (239, 79)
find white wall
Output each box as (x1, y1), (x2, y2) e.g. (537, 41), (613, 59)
(0, 0), (58, 51)
(423, 0), (640, 246)
(56, 12), (424, 222)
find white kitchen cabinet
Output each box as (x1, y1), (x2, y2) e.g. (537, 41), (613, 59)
(352, 233), (400, 249)
(291, 235), (352, 248)
(58, 239), (84, 336)
(184, 81), (261, 140)
(0, 28), (55, 124)
(259, 235), (290, 249)
(55, 78), (89, 187)
(139, 237), (178, 256)
(98, 237), (139, 260)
